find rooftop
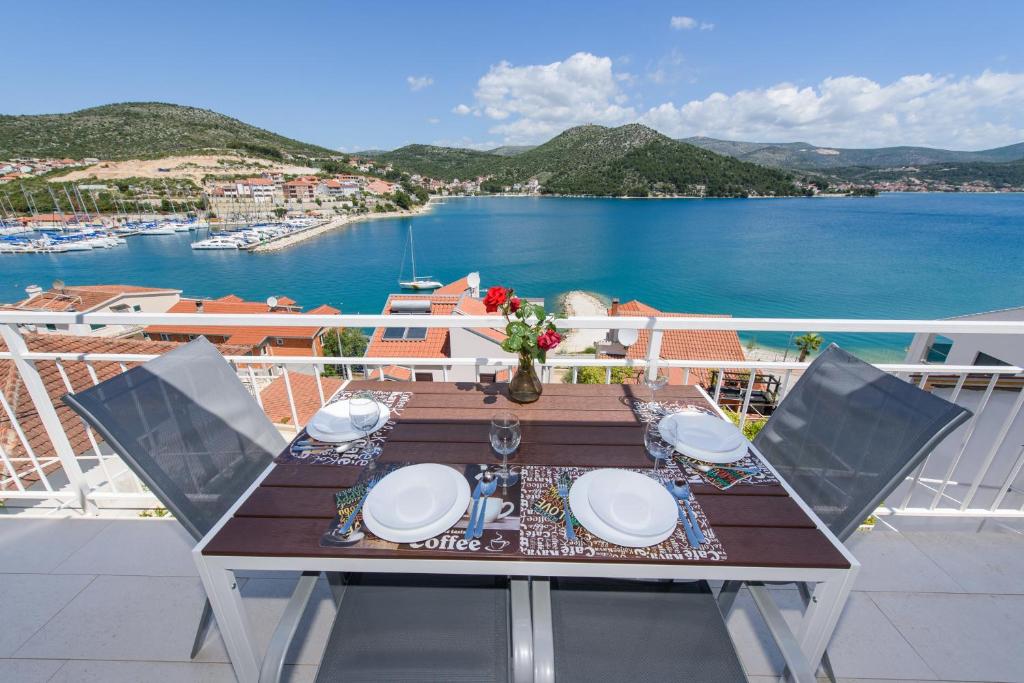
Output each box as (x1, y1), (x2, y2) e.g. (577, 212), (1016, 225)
(4, 285), (180, 313)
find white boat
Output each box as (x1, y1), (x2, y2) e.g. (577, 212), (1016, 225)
(398, 225), (442, 290)
(139, 226), (176, 235)
(191, 236), (241, 250)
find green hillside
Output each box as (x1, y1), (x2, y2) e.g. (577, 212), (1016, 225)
(372, 124), (802, 197)
(0, 102), (339, 160)
(825, 160), (1024, 188)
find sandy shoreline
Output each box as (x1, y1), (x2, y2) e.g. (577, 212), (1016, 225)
(250, 201), (433, 253)
(559, 290), (609, 352)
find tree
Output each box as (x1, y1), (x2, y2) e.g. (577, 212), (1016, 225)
(320, 328), (369, 377)
(392, 190), (413, 210)
(273, 207), (286, 218)
(575, 366), (637, 384)
(794, 333), (824, 362)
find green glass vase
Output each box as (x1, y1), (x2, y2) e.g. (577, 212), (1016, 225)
(509, 355), (542, 403)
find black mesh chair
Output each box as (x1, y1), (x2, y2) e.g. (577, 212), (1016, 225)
(62, 337), (286, 658)
(719, 343), (972, 680)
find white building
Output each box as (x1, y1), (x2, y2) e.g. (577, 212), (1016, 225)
(906, 306), (1024, 368)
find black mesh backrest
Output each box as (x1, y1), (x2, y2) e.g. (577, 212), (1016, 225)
(62, 337), (286, 540)
(754, 344), (971, 541)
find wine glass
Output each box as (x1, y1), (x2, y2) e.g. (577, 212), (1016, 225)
(349, 391), (382, 461)
(489, 411), (521, 491)
(644, 422), (674, 480)
(645, 368), (669, 413)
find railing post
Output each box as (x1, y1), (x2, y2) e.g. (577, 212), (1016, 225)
(0, 324), (95, 513)
(645, 328), (663, 382)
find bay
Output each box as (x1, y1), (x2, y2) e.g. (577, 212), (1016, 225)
(3, 193), (1022, 361)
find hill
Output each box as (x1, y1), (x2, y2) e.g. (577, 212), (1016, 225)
(682, 136), (1024, 170)
(0, 102), (339, 160)
(371, 124), (803, 197)
(823, 159), (1024, 189)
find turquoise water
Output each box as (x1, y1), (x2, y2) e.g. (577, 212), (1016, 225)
(3, 194), (1022, 360)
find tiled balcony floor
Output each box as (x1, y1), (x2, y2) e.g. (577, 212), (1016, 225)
(1, 514), (1023, 683)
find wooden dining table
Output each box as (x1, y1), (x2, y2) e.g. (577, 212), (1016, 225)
(193, 380), (859, 682)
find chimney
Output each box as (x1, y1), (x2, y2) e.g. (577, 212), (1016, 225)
(609, 297), (620, 317)
(196, 300), (204, 313)
(24, 284), (42, 300)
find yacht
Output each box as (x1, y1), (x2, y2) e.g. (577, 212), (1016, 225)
(191, 236), (241, 250)
(398, 225), (442, 290)
(139, 225), (177, 235)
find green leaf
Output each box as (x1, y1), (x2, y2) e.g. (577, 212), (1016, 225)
(538, 350), (547, 364)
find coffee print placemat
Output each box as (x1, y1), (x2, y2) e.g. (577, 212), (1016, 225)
(276, 390), (413, 466)
(630, 398), (779, 488)
(320, 463), (521, 557)
(518, 465), (727, 562)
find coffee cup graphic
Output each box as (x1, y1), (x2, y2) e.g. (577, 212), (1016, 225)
(486, 533), (510, 552)
(481, 497), (515, 524)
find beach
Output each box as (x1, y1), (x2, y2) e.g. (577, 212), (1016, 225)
(559, 290), (609, 352)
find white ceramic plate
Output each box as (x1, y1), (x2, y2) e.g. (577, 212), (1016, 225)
(585, 469), (677, 537)
(365, 463), (460, 530)
(658, 412), (747, 464)
(306, 400), (390, 443)
(568, 470), (677, 548)
(362, 464), (470, 543)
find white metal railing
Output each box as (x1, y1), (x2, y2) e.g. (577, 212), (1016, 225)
(1, 310), (1023, 517)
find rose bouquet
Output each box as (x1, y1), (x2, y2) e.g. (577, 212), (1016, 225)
(483, 285), (562, 402)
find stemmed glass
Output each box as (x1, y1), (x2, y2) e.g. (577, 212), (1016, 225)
(645, 368), (669, 414)
(489, 412), (521, 491)
(644, 422), (674, 480)
(349, 391), (382, 461)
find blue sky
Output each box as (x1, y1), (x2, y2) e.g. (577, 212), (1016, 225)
(6, 1), (1024, 151)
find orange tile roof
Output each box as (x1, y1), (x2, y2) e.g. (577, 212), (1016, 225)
(217, 294), (244, 303)
(143, 297), (328, 347)
(434, 276), (470, 295)
(0, 335), (251, 483)
(260, 373), (344, 425)
(5, 285), (180, 313)
(365, 294), (457, 359)
(454, 296), (507, 343)
(608, 300), (746, 385)
(275, 296), (297, 306)
(306, 304), (340, 315)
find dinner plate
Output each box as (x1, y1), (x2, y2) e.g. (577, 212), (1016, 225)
(585, 469), (677, 537)
(361, 464), (471, 543)
(568, 470), (677, 548)
(365, 464), (460, 530)
(658, 412), (747, 464)
(306, 399), (390, 443)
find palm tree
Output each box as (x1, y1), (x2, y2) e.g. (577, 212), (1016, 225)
(795, 333), (824, 362)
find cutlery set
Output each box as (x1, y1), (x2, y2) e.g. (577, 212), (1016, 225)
(667, 478), (706, 547)
(464, 471), (497, 539)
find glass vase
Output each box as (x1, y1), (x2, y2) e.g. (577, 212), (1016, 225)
(509, 355), (543, 403)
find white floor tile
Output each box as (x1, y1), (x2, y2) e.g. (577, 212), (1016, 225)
(871, 592), (1024, 682)
(14, 575), (208, 662)
(53, 520), (197, 577)
(0, 658), (66, 683)
(845, 530), (964, 593)
(902, 532), (1024, 594)
(0, 574), (95, 656)
(0, 518), (110, 573)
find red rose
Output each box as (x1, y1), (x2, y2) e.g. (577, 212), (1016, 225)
(509, 297), (521, 313)
(483, 286), (508, 313)
(537, 329), (562, 351)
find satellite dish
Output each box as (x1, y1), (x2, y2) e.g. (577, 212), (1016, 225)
(52, 278), (65, 291)
(618, 328), (639, 347)
(266, 296), (279, 308)
(466, 272), (481, 290)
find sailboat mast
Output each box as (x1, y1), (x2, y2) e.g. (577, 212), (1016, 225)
(409, 225), (417, 280)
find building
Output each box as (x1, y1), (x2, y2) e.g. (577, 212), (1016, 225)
(222, 177), (277, 202)
(364, 273), (515, 382)
(364, 179), (397, 196)
(907, 306), (1024, 369)
(597, 299), (747, 386)
(142, 294), (338, 360)
(2, 284), (182, 338)
(321, 179), (359, 197)
(283, 177), (318, 202)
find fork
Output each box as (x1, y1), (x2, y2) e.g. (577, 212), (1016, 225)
(557, 476), (577, 542)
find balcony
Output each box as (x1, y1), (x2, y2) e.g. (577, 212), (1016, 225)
(1, 309), (1024, 682)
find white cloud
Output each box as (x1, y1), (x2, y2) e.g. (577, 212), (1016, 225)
(465, 52), (636, 144)
(452, 103), (473, 115)
(670, 16), (697, 30)
(406, 75), (434, 91)
(700, 22), (714, 30)
(426, 117), (440, 124)
(641, 70), (1024, 148)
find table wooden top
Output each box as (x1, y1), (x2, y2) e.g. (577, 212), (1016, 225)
(203, 381), (850, 570)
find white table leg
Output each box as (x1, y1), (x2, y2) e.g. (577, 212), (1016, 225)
(194, 552), (259, 682)
(796, 566), (858, 670)
(530, 579), (555, 683)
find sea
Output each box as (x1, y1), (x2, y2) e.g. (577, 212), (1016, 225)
(3, 193), (1022, 361)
